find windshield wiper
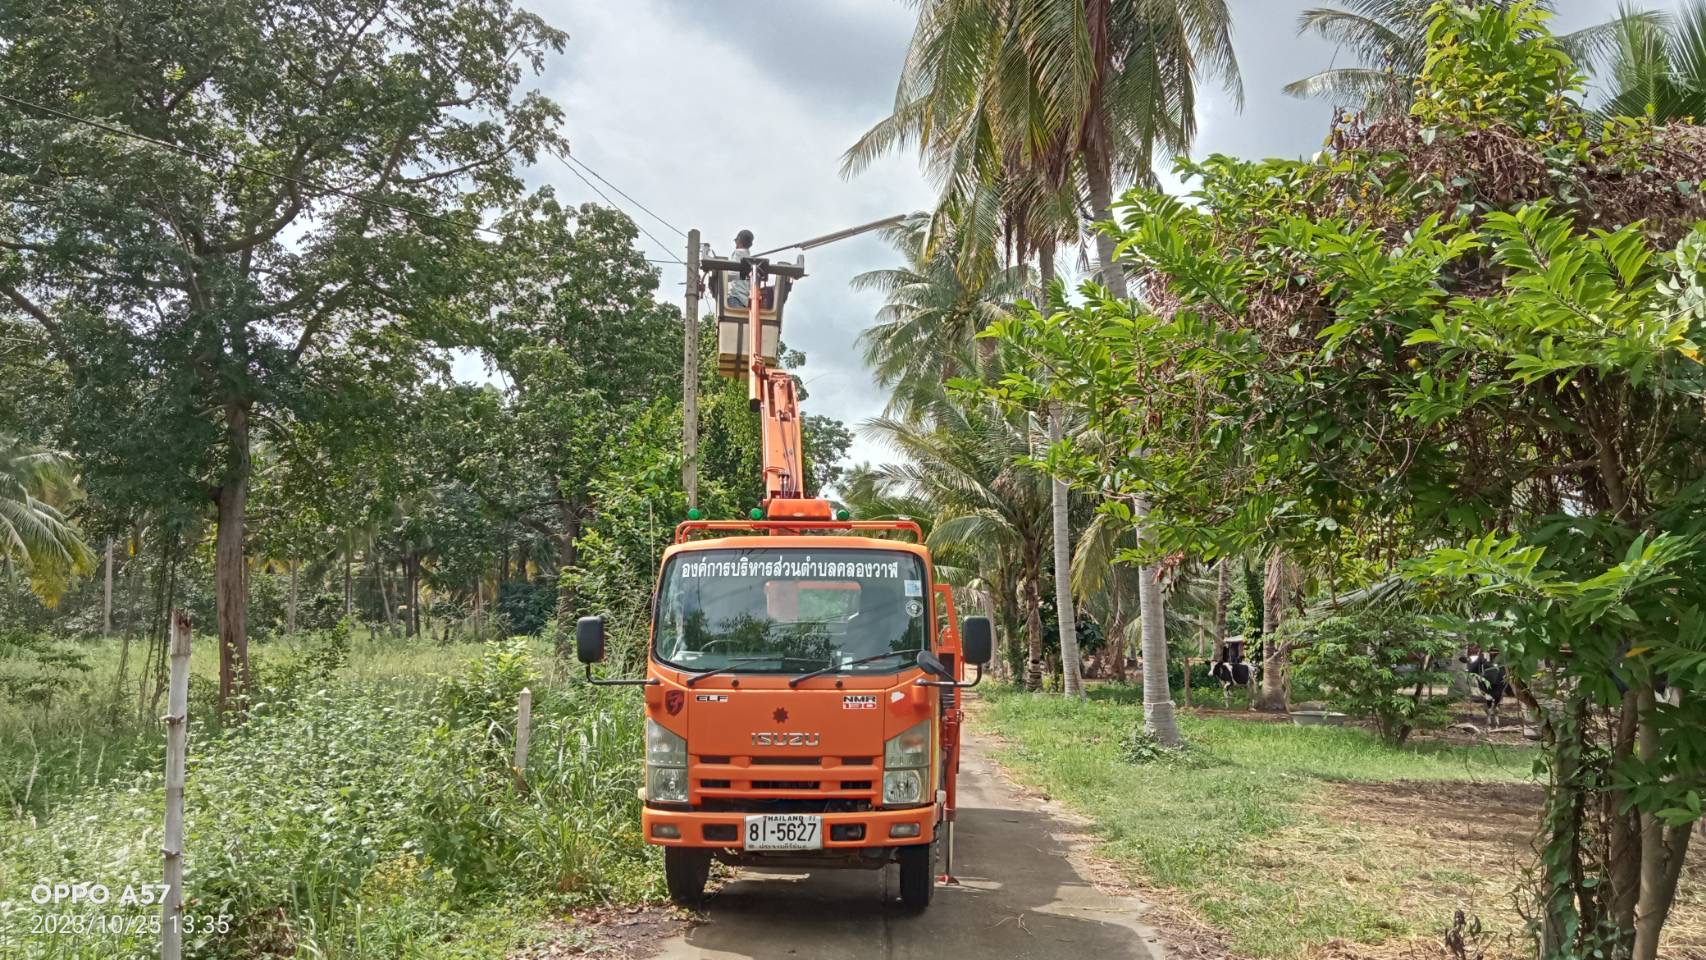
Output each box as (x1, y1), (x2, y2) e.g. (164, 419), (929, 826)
(683, 655), (827, 688)
(788, 650), (917, 688)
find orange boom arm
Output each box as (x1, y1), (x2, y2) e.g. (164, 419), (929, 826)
(706, 254), (830, 522)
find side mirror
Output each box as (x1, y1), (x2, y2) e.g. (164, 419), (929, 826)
(576, 616), (606, 664)
(961, 616), (993, 666)
(916, 649), (954, 681)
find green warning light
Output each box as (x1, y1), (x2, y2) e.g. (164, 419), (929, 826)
(686, 507), (702, 520)
(835, 509), (851, 521)
(749, 508), (765, 520)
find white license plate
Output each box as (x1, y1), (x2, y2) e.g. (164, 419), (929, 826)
(743, 814), (823, 851)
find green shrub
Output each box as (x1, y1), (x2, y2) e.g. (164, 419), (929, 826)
(495, 580), (554, 636)
(0, 627), (90, 708)
(1290, 609), (1454, 745)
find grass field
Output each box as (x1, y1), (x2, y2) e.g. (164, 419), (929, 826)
(980, 684), (1556, 959)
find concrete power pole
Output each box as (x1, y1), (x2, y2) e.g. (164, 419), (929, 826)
(683, 228), (701, 510)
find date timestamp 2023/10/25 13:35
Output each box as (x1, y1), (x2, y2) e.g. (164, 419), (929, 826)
(5, 881), (233, 944)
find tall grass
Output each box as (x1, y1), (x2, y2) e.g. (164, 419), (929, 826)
(2, 634), (655, 959)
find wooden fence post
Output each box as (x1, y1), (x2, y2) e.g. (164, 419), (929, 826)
(512, 687), (532, 793)
(161, 610), (190, 960)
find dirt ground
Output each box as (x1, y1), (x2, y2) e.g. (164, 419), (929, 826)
(512, 905), (689, 960)
(1280, 779), (1706, 960)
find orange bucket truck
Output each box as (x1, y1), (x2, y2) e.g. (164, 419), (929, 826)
(574, 247), (992, 911)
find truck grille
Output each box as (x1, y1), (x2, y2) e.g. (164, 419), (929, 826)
(689, 754), (879, 812)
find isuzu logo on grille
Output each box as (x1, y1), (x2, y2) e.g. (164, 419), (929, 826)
(751, 732), (821, 747)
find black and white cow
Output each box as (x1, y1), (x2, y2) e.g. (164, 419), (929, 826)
(1461, 649), (1510, 728)
(1210, 640), (1255, 706)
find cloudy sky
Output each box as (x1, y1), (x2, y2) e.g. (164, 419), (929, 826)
(473, 0), (1684, 472)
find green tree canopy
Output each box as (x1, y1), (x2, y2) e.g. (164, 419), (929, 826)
(0, 0), (566, 711)
(991, 6), (1706, 955)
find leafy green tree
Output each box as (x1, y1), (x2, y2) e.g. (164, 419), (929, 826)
(1289, 608), (1453, 744)
(993, 6), (1705, 954)
(458, 198), (680, 619)
(0, 0), (565, 712)
(1287, 0), (1650, 114)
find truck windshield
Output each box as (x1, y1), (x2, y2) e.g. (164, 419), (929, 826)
(653, 548), (929, 674)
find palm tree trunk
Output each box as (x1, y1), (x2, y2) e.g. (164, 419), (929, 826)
(1024, 573), (1045, 692)
(995, 573), (1022, 683)
(1134, 500), (1179, 745)
(1089, 157), (1175, 739)
(1050, 407), (1084, 698)
(1256, 550), (1297, 711)
(1213, 557), (1230, 661)
(1109, 602), (1129, 682)
(1035, 240), (1084, 696)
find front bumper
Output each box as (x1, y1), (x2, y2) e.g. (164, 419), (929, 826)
(642, 803), (938, 849)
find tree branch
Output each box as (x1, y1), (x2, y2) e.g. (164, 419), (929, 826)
(0, 282), (75, 368)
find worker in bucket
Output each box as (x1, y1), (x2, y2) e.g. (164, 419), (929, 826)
(727, 229), (754, 307)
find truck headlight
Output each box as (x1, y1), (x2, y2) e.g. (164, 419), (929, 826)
(647, 765), (690, 804)
(646, 719), (688, 803)
(884, 720), (931, 769)
(647, 719), (687, 767)
(882, 720), (931, 808)
(883, 769), (925, 806)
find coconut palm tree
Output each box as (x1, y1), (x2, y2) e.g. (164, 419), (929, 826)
(1, 435), (94, 592)
(849, 1), (1239, 734)
(1599, 1), (1706, 122)
(852, 214), (1032, 420)
(864, 387), (1055, 690)
(1287, 0), (1656, 116)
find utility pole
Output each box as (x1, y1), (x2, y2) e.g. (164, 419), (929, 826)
(683, 228), (701, 510)
(102, 537), (114, 635)
(160, 609), (191, 960)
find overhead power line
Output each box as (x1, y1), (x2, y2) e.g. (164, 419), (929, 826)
(567, 155), (688, 240)
(555, 155), (686, 265)
(0, 92), (683, 267)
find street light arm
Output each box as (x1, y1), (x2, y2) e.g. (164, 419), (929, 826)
(752, 213), (910, 257)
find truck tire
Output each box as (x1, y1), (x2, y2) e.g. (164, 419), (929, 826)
(897, 838), (937, 911)
(664, 848), (711, 907)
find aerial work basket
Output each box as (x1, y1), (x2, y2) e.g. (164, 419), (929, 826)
(703, 255), (804, 378)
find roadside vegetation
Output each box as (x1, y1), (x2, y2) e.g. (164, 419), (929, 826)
(2, 631), (653, 959)
(982, 687), (1705, 959)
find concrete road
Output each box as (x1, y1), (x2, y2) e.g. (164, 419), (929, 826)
(652, 740), (1165, 960)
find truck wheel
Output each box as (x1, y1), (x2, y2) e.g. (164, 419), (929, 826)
(664, 848), (711, 908)
(897, 838), (937, 911)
